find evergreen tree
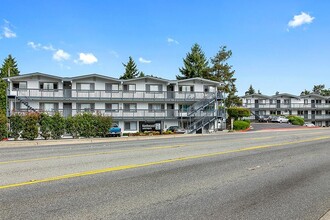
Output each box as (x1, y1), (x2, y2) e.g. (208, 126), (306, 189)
(300, 89), (311, 96)
(209, 46), (241, 107)
(119, 56), (139, 79)
(312, 84), (325, 95)
(0, 55), (20, 114)
(0, 54), (20, 78)
(245, 85), (256, 95)
(138, 71), (145, 77)
(176, 43), (209, 80)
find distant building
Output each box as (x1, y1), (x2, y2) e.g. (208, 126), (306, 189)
(5, 72), (225, 133)
(241, 93), (330, 127)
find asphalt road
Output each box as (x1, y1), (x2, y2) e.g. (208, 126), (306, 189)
(1, 128), (330, 220)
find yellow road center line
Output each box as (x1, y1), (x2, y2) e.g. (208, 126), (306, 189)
(1, 135), (329, 190)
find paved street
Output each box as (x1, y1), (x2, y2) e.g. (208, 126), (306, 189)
(1, 128), (330, 220)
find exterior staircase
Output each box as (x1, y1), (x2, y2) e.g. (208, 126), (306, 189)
(16, 97), (37, 112)
(186, 92), (223, 134)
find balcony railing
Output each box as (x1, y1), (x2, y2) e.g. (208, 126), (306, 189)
(242, 103), (330, 109)
(9, 89), (218, 102)
(12, 108), (224, 119)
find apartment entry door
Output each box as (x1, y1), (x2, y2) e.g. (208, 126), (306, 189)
(63, 81), (72, 98)
(167, 85), (175, 99)
(167, 104), (175, 117)
(63, 103), (72, 117)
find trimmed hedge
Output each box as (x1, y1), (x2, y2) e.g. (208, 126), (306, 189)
(227, 107), (250, 120)
(0, 113), (8, 140)
(287, 115), (304, 126)
(233, 120), (250, 130)
(21, 112), (39, 140)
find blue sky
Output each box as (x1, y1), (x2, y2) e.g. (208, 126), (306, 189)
(1, 0), (329, 95)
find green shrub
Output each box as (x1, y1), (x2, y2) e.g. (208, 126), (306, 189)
(9, 113), (24, 140)
(21, 112), (39, 140)
(287, 115), (304, 126)
(233, 120), (250, 130)
(94, 113), (112, 137)
(0, 113), (8, 140)
(75, 112), (96, 138)
(51, 112), (65, 139)
(65, 116), (79, 139)
(227, 107), (250, 120)
(39, 113), (52, 140)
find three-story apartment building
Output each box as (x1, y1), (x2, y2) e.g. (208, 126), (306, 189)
(241, 93), (330, 127)
(6, 72), (224, 133)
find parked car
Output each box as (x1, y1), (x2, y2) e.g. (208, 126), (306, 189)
(167, 126), (186, 134)
(108, 124), (122, 137)
(258, 115), (271, 122)
(303, 122), (316, 127)
(271, 116), (289, 123)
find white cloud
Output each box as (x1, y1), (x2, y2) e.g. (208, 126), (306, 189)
(27, 41), (41, 49)
(53, 49), (71, 61)
(75, 53), (98, 64)
(167, 37), (179, 45)
(42, 45), (56, 51)
(1, 20), (16, 39)
(27, 41), (56, 51)
(139, 57), (151, 64)
(3, 27), (16, 38)
(288, 12), (315, 28)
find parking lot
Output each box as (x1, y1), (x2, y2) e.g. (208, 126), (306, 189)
(250, 122), (305, 131)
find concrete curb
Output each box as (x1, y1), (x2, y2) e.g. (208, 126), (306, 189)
(0, 133), (213, 148)
(320, 210), (330, 220)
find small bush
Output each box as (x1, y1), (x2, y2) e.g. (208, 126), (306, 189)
(21, 112), (39, 140)
(94, 113), (112, 137)
(287, 115), (304, 126)
(0, 113), (8, 140)
(75, 112), (95, 138)
(51, 112), (65, 139)
(10, 113), (24, 140)
(65, 116), (79, 138)
(233, 120), (250, 130)
(39, 113), (52, 140)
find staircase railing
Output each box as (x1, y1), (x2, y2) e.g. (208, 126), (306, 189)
(187, 110), (217, 134)
(187, 93), (216, 116)
(16, 96), (37, 112)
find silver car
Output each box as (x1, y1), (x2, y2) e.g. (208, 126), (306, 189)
(271, 116), (289, 123)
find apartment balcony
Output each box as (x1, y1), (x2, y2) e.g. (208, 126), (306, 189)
(8, 89), (217, 102)
(242, 103), (330, 109)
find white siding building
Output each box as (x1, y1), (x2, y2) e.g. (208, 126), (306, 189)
(241, 93), (330, 127)
(6, 72), (224, 133)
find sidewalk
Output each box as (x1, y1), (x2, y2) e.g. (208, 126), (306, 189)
(0, 133), (206, 148)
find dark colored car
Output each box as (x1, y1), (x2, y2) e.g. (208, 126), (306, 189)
(258, 115), (271, 122)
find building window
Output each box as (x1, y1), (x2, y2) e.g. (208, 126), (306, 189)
(124, 121), (137, 130)
(179, 104), (191, 112)
(297, 110), (304, 115)
(316, 110), (322, 115)
(304, 99), (309, 104)
(179, 85), (194, 92)
(284, 99), (290, 104)
(316, 100), (322, 104)
(77, 103), (95, 112)
(146, 84), (162, 92)
(123, 84), (136, 92)
(326, 110), (330, 115)
(40, 82), (58, 90)
(105, 103), (119, 112)
(13, 82), (27, 90)
(123, 103), (137, 112)
(270, 110), (276, 115)
(148, 103), (165, 112)
(105, 83), (119, 92)
(246, 99), (251, 104)
(77, 83), (95, 91)
(40, 103), (59, 112)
